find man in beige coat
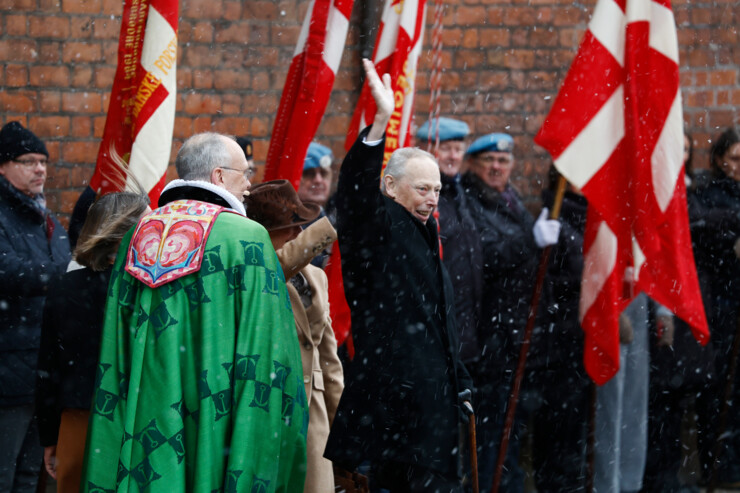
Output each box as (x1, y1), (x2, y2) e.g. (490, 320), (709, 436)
(245, 180), (344, 493)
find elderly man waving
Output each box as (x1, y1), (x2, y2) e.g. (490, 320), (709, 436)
(324, 60), (473, 493)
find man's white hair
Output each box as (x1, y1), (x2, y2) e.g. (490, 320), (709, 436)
(381, 147), (437, 192)
(175, 132), (235, 181)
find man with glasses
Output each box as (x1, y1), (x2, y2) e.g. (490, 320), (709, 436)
(462, 133), (560, 492)
(81, 132), (308, 492)
(0, 121), (71, 493)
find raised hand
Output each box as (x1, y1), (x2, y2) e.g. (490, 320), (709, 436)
(364, 58), (394, 142)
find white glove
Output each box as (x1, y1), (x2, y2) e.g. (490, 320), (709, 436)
(532, 208), (561, 248)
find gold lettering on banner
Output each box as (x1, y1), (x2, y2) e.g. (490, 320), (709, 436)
(132, 71), (162, 118)
(153, 36), (178, 77)
(383, 60), (414, 166)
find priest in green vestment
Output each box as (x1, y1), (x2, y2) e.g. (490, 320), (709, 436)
(80, 133), (308, 493)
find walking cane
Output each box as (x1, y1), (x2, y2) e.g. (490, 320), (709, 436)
(465, 402), (480, 493)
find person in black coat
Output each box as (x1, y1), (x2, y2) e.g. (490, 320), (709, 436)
(324, 59), (473, 493)
(525, 174), (590, 492)
(34, 192), (149, 493)
(691, 127), (740, 485)
(461, 134), (560, 493)
(0, 121), (71, 493)
(415, 117), (483, 366)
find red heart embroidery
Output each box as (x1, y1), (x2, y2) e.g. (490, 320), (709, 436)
(160, 220), (205, 267)
(132, 220), (165, 267)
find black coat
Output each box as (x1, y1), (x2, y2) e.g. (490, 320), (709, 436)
(528, 190), (587, 372)
(438, 173), (484, 364)
(462, 172), (537, 380)
(324, 129), (473, 475)
(0, 176), (70, 407)
(35, 266), (111, 446)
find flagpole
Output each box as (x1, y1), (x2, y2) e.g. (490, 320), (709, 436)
(707, 312), (740, 493)
(491, 175), (568, 493)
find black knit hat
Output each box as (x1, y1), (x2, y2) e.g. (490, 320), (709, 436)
(0, 121), (49, 164)
(236, 136), (253, 160)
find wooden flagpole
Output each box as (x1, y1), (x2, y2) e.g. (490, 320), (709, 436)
(491, 175), (568, 493)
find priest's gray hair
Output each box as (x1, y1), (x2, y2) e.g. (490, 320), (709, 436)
(176, 132), (235, 181)
(381, 147), (437, 193)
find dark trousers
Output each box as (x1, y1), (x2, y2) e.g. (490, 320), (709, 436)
(370, 461), (463, 493)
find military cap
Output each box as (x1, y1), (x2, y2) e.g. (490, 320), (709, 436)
(466, 133), (514, 155)
(416, 117), (470, 143)
(303, 142), (333, 171)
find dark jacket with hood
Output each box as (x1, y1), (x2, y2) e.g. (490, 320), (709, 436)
(0, 176), (70, 407)
(325, 128), (473, 476)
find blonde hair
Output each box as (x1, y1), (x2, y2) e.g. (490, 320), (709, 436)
(74, 192), (150, 271)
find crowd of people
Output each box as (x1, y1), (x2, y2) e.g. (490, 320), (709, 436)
(0, 60), (739, 493)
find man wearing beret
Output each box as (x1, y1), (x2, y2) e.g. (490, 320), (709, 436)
(0, 121), (71, 492)
(299, 142), (333, 208)
(461, 133), (560, 492)
(416, 117), (484, 368)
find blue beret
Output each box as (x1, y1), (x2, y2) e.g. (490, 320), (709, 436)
(304, 142), (333, 171)
(466, 133), (514, 155)
(416, 117), (470, 142)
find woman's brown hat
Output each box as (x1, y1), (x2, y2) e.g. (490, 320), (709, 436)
(244, 179), (321, 231)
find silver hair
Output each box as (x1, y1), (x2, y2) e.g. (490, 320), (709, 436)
(175, 132), (235, 181)
(381, 147), (437, 192)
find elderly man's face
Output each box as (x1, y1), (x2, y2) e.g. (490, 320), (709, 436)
(0, 152), (48, 197)
(298, 167), (332, 206)
(384, 156), (441, 224)
(469, 151), (514, 193)
(213, 138), (252, 200)
(437, 140), (467, 177)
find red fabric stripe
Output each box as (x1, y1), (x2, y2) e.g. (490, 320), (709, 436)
(534, 30), (623, 160)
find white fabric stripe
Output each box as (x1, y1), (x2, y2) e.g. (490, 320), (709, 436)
(554, 86), (625, 189)
(649, 1), (679, 63)
(651, 91), (683, 212)
(400, 0), (419, 37)
(589, 0), (626, 66)
(294, 0), (315, 56)
(129, 5), (177, 195)
(127, 93), (176, 194)
(625, 0), (650, 25)
(323, 5), (350, 73)
(632, 234), (646, 280)
(140, 7), (177, 92)
(376, 0), (402, 61)
(579, 221), (618, 322)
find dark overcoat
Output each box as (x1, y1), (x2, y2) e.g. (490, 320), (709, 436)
(324, 129), (473, 476)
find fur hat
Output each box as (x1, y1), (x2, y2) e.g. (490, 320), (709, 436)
(0, 121), (49, 164)
(245, 179), (321, 231)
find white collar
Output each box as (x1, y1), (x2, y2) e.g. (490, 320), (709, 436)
(161, 179), (246, 216)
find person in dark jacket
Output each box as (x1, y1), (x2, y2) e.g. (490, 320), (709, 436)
(0, 121), (71, 493)
(324, 59), (473, 492)
(416, 117), (483, 365)
(35, 191), (149, 493)
(691, 127), (740, 485)
(461, 133), (560, 492)
(523, 172), (591, 492)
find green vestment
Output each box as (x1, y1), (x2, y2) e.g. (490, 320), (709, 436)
(81, 203), (308, 492)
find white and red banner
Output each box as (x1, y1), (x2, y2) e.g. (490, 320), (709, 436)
(90, 0), (178, 204)
(535, 0), (709, 384)
(345, 0), (426, 166)
(264, 0), (355, 189)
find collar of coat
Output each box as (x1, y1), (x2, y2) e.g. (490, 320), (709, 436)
(0, 175), (48, 221)
(158, 179), (246, 215)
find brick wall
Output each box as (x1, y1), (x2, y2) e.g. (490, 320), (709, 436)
(0, 0), (738, 223)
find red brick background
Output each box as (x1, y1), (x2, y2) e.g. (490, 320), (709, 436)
(1, 0), (738, 223)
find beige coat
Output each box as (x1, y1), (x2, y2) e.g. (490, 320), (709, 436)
(278, 218), (344, 493)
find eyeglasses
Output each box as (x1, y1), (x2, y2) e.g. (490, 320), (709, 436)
(221, 166), (256, 180)
(12, 158), (48, 168)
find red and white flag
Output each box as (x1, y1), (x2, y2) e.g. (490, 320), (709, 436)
(535, 0), (709, 384)
(345, 0), (426, 166)
(90, 0), (178, 204)
(263, 0), (355, 189)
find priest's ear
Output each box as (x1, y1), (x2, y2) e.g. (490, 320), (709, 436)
(211, 167), (226, 188)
